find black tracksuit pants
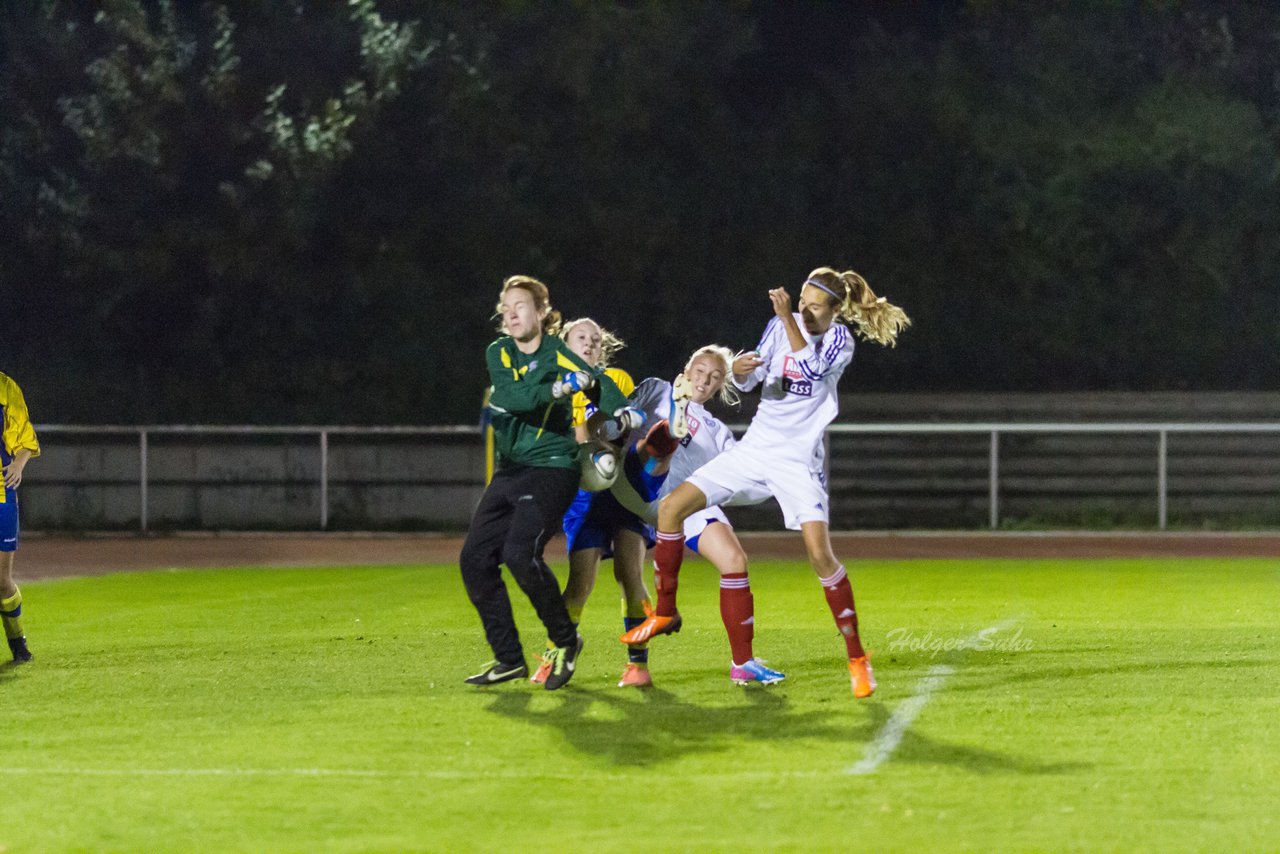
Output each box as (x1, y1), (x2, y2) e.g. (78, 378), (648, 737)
(459, 465), (580, 665)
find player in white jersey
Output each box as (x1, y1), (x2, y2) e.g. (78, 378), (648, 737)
(621, 267), (910, 698)
(611, 345), (784, 685)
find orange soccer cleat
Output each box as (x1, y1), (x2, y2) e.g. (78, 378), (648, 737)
(618, 611), (682, 645)
(848, 655), (877, 699)
(529, 650), (553, 685)
(617, 663), (653, 688)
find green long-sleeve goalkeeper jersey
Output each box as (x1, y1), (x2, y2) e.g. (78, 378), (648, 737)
(485, 335), (627, 471)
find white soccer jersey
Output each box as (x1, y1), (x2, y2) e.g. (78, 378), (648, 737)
(733, 313), (854, 463)
(627, 377), (737, 497)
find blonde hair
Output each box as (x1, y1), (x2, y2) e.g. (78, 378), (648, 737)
(805, 267), (910, 347)
(495, 275), (563, 336)
(684, 344), (740, 407)
(560, 318), (626, 369)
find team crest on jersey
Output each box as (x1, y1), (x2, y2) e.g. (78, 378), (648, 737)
(680, 415), (701, 447)
(782, 355), (803, 380)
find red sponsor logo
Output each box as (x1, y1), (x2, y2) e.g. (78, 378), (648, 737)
(687, 415), (700, 437)
(782, 355), (802, 380)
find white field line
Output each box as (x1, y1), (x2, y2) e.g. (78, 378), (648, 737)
(846, 664), (955, 776)
(10, 767), (399, 779)
(6, 766), (834, 782)
(847, 619), (1017, 776)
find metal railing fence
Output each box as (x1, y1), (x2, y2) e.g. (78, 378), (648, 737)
(37, 425), (475, 532)
(34, 421), (1280, 532)
(820, 422), (1280, 530)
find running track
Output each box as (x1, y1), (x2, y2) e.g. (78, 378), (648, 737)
(20, 531), (1280, 580)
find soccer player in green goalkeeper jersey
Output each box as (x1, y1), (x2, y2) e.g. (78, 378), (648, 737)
(459, 276), (628, 690)
(1, 372), (40, 663)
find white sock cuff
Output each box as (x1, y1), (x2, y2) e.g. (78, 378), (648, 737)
(719, 576), (751, 589)
(818, 565), (847, 589)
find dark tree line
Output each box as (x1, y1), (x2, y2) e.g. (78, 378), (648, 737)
(3, 1), (1278, 424)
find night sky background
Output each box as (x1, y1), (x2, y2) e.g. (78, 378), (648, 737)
(3, 1), (1278, 424)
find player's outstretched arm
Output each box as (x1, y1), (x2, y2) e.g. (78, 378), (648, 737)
(732, 351), (764, 390)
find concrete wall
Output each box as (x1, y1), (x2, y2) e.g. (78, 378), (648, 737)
(22, 433), (486, 531)
(21, 393), (1280, 531)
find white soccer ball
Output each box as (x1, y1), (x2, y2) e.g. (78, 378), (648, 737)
(578, 441), (620, 492)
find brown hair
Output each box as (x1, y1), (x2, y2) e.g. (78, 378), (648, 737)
(560, 318), (626, 369)
(495, 275), (563, 336)
(805, 267), (910, 347)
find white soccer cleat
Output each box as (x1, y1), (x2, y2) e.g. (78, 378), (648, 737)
(669, 374), (694, 438)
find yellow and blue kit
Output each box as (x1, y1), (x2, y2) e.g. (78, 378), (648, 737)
(0, 372), (41, 552)
(562, 367), (656, 558)
(570, 367), (635, 430)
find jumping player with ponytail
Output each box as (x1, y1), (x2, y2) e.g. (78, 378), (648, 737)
(621, 267), (910, 698)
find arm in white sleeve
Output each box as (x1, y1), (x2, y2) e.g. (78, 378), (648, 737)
(629, 377), (673, 425)
(733, 318), (778, 392)
(792, 322), (854, 382)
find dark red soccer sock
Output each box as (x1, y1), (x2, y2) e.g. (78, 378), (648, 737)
(820, 565), (866, 659)
(719, 573), (755, 665)
(653, 530), (685, 616)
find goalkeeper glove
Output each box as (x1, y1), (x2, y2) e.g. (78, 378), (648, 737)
(599, 407), (647, 441)
(613, 406), (646, 433)
(552, 370), (596, 399)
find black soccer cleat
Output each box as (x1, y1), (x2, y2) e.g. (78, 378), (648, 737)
(8, 636), (33, 664)
(543, 634), (584, 691)
(464, 659), (527, 686)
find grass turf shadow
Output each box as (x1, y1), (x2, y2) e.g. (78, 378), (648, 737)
(482, 684), (1084, 777)
(854, 700), (1091, 776)
(0, 659), (32, 679)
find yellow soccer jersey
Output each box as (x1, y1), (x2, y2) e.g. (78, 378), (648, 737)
(572, 367), (634, 427)
(0, 373), (40, 462)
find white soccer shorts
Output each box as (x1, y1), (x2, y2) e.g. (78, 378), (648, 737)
(683, 504), (730, 543)
(685, 441), (828, 531)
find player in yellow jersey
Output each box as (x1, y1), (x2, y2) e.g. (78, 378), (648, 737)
(461, 279), (630, 690)
(0, 372), (40, 663)
(528, 318), (658, 688)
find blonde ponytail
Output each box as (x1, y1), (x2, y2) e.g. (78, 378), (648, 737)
(806, 267), (911, 347)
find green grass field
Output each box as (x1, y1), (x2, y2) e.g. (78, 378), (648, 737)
(4, 556), (1278, 852)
